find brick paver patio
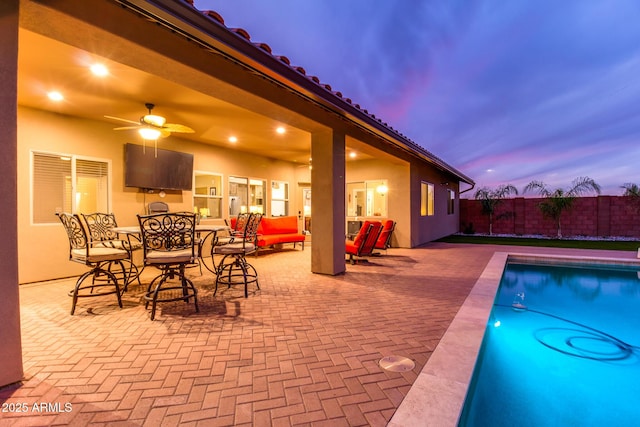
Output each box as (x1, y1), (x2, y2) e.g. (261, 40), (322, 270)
(1, 242), (634, 426)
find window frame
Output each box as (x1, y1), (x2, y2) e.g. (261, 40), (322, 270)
(346, 179), (388, 218)
(420, 181), (434, 217)
(31, 150), (112, 225)
(193, 170), (224, 219)
(270, 180), (289, 217)
(228, 175), (267, 216)
(447, 189), (455, 215)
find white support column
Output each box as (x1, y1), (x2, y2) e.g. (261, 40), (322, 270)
(311, 130), (346, 275)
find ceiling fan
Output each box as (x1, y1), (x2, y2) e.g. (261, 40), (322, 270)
(105, 103), (194, 155)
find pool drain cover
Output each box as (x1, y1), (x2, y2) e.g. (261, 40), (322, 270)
(379, 355), (415, 372)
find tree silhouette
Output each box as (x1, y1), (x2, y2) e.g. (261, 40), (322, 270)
(524, 177), (601, 238)
(474, 184), (518, 235)
(621, 183), (640, 213)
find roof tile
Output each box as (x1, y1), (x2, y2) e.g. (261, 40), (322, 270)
(231, 28), (251, 40)
(202, 10), (224, 25)
(254, 42), (272, 53)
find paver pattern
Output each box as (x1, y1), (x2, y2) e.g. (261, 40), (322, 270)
(1, 243), (632, 426)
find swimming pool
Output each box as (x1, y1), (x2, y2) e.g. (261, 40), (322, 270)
(458, 259), (640, 426)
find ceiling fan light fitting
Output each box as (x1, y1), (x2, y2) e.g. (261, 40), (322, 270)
(143, 114), (166, 127)
(139, 127), (162, 140)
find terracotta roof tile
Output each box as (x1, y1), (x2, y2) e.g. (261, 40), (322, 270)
(231, 28), (251, 40)
(253, 42), (272, 53)
(277, 55), (291, 65)
(202, 10), (224, 25)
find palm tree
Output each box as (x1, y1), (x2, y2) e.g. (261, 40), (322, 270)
(474, 184), (518, 235)
(621, 182), (640, 213)
(524, 177), (601, 238)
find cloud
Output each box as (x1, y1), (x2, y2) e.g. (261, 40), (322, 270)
(200, 0), (640, 195)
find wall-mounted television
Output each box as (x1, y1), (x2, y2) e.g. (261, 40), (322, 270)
(124, 143), (194, 191)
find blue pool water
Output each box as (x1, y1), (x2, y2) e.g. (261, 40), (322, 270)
(458, 260), (640, 427)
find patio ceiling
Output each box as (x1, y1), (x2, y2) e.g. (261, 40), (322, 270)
(17, 0), (386, 165)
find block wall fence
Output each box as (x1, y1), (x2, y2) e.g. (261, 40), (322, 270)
(459, 196), (640, 237)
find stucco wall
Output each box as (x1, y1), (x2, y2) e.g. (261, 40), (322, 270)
(410, 160), (461, 245)
(345, 158), (411, 248)
(18, 107), (301, 283)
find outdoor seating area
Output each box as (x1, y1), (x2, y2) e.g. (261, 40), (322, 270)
(345, 219), (396, 264)
(2, 243), (485, 425)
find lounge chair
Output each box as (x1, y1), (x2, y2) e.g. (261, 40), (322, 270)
(345, 220), (383, 264)
(373, 220), (395, 254)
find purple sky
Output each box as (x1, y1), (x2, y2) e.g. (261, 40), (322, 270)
(197, 0), (640, 196)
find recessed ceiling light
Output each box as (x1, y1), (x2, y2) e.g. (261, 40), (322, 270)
(228, 136), (238, 143)
(47, 91), (64, 102)
(276, 126), (286, 134)
(349, 152), (357, 158)
(90, 63), (109, 77)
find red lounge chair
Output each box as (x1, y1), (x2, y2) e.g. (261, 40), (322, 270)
(374, 220), (395, 254)
(345, 220), (383, 264)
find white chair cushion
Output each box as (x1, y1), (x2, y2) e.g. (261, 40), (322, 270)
(146, 249), (194, 264)
(72, 247), (128, 262)
(213, 242), (256, 255)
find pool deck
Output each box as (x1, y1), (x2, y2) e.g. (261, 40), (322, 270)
(1, 243), (637, 426)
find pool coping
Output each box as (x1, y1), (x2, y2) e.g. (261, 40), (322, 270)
(388, 252), (640, 427)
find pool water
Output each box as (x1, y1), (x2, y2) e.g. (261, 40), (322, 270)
(458, 261), (640, 427)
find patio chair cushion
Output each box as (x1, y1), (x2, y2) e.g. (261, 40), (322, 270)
(145, 249), (194, 264)
(214, 242), (256, 255)
(255, 216), (305, 249)
(71, 247), (129, 262)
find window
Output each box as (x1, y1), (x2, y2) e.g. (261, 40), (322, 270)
(447, 189), (455, 215)
(346, 180), (388, 217)
(421, 181), (434, 216)
(271, 180), (289, 216)
(249, 178), (266, 214)
(193, 171), (223, 219)
(32, 151), (110, 224)
(229, 176), (266, 216)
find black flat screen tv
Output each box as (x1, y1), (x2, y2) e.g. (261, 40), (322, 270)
(124, 143), (194, 191)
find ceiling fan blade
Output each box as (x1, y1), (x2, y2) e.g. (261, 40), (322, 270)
(113, 126), (140, 131)
(104, 115), (140, 125)
(163, 123), (195, 133)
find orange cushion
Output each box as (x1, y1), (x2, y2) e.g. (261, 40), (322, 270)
(353, 221), (377, 247)
(259, 216), (299, 234)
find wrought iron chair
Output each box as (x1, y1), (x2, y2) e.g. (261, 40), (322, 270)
(217, 213), (250, 246)
(345, 220), (384, 264)
(56, 212), (126, 315)
(211, 213), (250, 268)
(214, 213), (262, 298)
(137, 212), (198, 320)
(81, 212), (143, 290)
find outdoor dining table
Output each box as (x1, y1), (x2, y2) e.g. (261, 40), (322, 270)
(113, 223), (230, 278)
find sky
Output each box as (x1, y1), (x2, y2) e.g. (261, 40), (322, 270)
(197, 0), (640, 196)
